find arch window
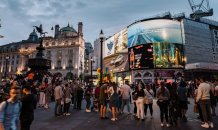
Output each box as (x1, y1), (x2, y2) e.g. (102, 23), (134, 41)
(68, 60), (72, 67)
(135, 73), (141, 78)
(45, 42), (49, 46)
(52, 42), (55, 45)
(144, 72), (152, 77)
(57, 56), (61, 67)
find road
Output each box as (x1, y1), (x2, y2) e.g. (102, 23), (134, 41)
(20, 98), (218, 130)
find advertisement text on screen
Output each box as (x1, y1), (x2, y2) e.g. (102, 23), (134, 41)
(135, 45), (143, 49)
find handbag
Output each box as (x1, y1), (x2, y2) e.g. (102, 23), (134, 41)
(133, 93), (138, 100)
(193, 104), (199, 113)
(143, 90), (148, 104)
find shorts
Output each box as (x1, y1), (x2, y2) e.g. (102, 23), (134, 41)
(100, 99), (107, 106)
(180, 101), (188, 110)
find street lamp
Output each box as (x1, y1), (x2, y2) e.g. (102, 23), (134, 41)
(153, 54), (157, 82)
(5, 55), (9, 78)
(99, 29), (104, 87)
(90, 57), (95, 87)
(79, 61), (83, 83)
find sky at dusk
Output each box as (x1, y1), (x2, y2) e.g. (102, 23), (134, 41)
(0, 0), (218, 47)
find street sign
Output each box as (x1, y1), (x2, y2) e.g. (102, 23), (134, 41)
(121, 74), (126, 79)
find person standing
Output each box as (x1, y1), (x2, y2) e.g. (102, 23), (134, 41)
(64, 84), (71, 115)
(194, 83), (204, 123)
(94, 85), (101, 112)
(177, 81), (188, 122)
(54, 82), (62, 117)
(28, 72), (34, 84)
(197, 77), (213, 128)
(121, 81), (131, 114)
(73, 82), (78, 109)
(70, 82), (74, 106)
(144, 84), (154, 119)
(99, 82), (109, 119)
(45, 84), (52, 109)
(77, 84), (84, 110)
(38, 83), (46, 107)
(156, 82), (170, 127)
(31, 81), (38, 109)
(0, 86), (22, 130)
(108, 82), (123, 121)
(85, 85), (92, 112)
(20, 84), (37, 130)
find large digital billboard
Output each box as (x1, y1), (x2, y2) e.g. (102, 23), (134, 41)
(128, 19), (182, 47)
(104, 28), (128, 58)
(104, 53), (129, 73)
(129, 43), (184, 69)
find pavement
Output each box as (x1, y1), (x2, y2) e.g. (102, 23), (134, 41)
(24, 98), (218, 130)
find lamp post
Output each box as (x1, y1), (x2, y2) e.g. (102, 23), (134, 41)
(99, 30), (104, 87)
(153, 54), (157, 82)
(80, 61), (83, 83)
(5, 55), (9, 78)
(90, 57), (95, 87)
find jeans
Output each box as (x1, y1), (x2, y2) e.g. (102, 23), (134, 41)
(74, 96), (78, 108)
(197, 103), (204, 122)
(199, 99), (212, 123)
(71, 93), (74, 104)
(85, 96), (91, 109)
(144, 104), (153, 116)
(54, 98), (61, 115)
(136, 98), (144, 119)
(158, 100), (169, 123)
(64, 103), (70, 113)
(134, 102), (137, 114)
(77, 97), (82, 109)
(20, 117), (34, 130)
(121, 99), (130, 112)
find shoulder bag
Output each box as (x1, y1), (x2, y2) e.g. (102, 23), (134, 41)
(143, 90), (149, 104)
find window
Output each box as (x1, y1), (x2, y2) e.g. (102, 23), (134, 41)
(86, 67), (88, 70)
(87, 63), (88, 66)
(12, 56), (14, 59)
(25, 47), (28, 50)
(87, 60), (88, 62)
(47, 51), (51, 54)
(17, 55), (19, 58)
(0, 57), (2, 60)
(16, 60), (19, 64)
(52, 42), (55, 45)
(0, 62), (1, 65)
(2, 67), (4, 72)
(57, 56), (61, 67)
(25, 55), (29, 58)
(16, 67), (18, 71)
(11, 67), (13, 72)
(7, 61), (9, 64)
(46, 43), (49, 46)
(68, 60), (72, 67)
(12, 61), (14, 65)
(24, 61), (28, 70)
(214, 30), (217, 36)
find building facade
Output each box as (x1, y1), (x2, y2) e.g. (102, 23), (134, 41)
(84, 42), (93, 73)
(0, 22), (86, 79)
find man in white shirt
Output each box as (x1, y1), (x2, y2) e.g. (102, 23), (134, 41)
(197, 77), (213, 128)
(121, 81), (131, 114)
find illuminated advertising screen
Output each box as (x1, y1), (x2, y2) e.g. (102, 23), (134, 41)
(129, 43), (184, 69)
(104, 28), (128, 58)
(128, 19), (182, 48)
(104, 53), (129, 73)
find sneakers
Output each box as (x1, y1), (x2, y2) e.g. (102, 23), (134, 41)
(210, 123), (214, 128)
(95, 109), (99, 112)
(86, 109), (91, 112)
(201, 124), (209, 128)
(57, 115), (61, 117)
(120, 111), (123, 114)
(128, 112), (131, 115)
(115, 118), (118, 120)
(161, 123), (164, 127)
(108, 109), (111, 112)
(66, 113), (71, 116)
(63, 113), (66, 116)
(166, 123), (170, 127)
(44, 106), (48, 109)
(144, 115), (146, 118)
(111, 118), (116, 121)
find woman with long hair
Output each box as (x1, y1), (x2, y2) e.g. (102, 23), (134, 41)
(108, 82), (123, 121)
(166, 83), (178, 125)
(144, 84), (154, 118)
(156, 82), (170, 127)
(134, 84), (145, 121)
(38, 82), (46, 107)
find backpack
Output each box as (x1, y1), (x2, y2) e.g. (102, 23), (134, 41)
(45, 78), (48, 83)
(4, 100), (21, 111)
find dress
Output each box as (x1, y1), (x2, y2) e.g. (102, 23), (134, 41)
(109, 87), (119, 107)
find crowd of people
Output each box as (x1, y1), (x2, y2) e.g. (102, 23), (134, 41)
(0, 73), (218, 130)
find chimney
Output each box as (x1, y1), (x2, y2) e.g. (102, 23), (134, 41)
(55, 24), (59, 38)
(78, 22), (83, 37)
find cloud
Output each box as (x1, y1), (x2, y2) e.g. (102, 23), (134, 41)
(0, 0), (218, 47)
(75, 1), (87, 9)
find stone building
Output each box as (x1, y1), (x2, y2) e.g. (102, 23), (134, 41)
(0, 22), (85, 79)
(84, 42), (93, 73)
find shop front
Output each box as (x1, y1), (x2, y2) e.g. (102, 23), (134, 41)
(113, 71), (131, 86)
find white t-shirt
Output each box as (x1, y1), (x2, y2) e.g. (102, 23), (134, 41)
(109, 87), (120, 96)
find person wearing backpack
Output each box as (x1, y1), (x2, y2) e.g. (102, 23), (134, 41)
(0, 86), (22, 130)
(144, 84), (154, 119)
